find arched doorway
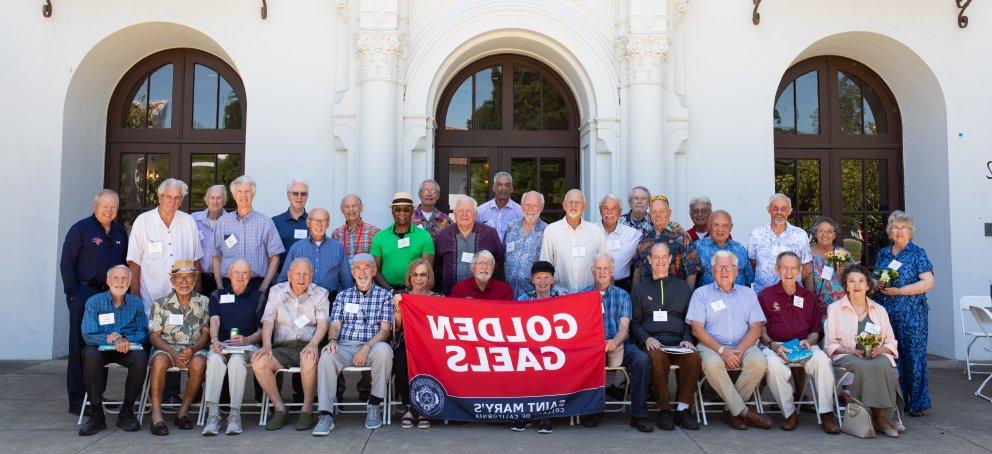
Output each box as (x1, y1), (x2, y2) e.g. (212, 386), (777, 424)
(773, 55), (903, 266)
(435, 54), (579, 222)
(106, 48), (246, 229)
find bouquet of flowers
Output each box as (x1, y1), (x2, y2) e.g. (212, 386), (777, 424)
(875, 269), (899, 287)
(825, 249), (851, 268)
(855, 332), (881, 356)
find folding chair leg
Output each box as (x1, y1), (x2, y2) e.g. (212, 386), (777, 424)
(77, 392), (89, 426)
(259, 392), (270, 427)
(696, 380), (709, 426)
(976, 374), (992, 402)
(806, 375), (821, 424)
(137, 370), (151, 425)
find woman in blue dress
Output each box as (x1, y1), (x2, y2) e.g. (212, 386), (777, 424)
(872, 211), (936, 417)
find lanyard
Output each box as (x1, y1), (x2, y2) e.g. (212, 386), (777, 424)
(345, 222), (365, 254)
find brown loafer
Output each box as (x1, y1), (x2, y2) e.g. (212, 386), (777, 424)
(721, 410), (747, 430)
(780, 411), (798, 430)
(744, 410), (772, 429)
(820, 412), (841, 434)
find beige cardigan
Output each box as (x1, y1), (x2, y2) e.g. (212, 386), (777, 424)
(824, 296), (899, 367)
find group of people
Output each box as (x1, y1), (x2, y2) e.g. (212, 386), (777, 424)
(60, 172), (935, 439)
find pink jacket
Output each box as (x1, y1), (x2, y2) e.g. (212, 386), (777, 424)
(824, 296), (899, 367)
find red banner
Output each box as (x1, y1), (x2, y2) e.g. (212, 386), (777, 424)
(401, 291), (605, 421)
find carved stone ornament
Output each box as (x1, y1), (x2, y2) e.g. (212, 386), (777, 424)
(356, 30), (402, 81)
(619, 34), (669, 84)
(672, 0), (689, 27)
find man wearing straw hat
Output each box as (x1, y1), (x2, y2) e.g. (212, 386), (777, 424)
(371, 192), (435, 291)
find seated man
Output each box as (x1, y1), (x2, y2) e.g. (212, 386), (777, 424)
(580, 254), (653, 433)
(202, 259), (264, 436)
(687, 251), (772, 430)
(758, 252), (840, 433)
(449, 250), (514, 300)
(252, 257), (329, 431)
(516, 261), (565, 300)
(630, 243), (701, 431)
(78, 265), (148, 436)
(147, 260), (210, 435)
(313, 253), (394, 435)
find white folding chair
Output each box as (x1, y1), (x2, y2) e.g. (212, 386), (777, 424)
(696, 369), (763, 426)
(569, 366), (630, 426)
(136, 365), (205, 425)
(332, 366), (392, 425)
(756, 364), (822, 424)
(961, 296), (992, 380)
(77, 363), (138, 425)
(258, 367), (306, 426)
(195, 351), (265, 426)
(644, 365), (703, 424)
(968, 305), (992, 402)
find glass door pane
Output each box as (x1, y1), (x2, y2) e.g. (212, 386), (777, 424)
(838, 156), (892, 266)
(774, 153), (825, 232)
(115, 151), (173, 230)
(447, 156), (491, 210)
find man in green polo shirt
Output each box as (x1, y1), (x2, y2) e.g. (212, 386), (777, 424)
(371, 192), (436, 291)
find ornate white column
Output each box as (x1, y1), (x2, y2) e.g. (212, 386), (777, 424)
(620, 33), (669, 194)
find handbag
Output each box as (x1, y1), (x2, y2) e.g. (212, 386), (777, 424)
(841, 398), (876, 438)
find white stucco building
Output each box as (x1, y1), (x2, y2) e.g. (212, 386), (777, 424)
(1, 0), (989, 361)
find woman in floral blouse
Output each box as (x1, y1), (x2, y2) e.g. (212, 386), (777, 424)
(806, 216), (849, 317)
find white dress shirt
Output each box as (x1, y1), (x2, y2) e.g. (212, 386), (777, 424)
(539, 218), (607, 293)
(602, 222), (642, 280)
(126, 208), (203, 314)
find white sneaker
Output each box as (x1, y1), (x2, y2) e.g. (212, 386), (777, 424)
(225, 412), (242, 435)
(313, 414), (335, 436)
(201, 414), (221, 436)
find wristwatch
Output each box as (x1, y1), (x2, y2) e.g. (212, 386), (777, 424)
(718, 346), (725, 354)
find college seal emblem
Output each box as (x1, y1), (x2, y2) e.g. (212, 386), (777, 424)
(409, 374), (446, 417)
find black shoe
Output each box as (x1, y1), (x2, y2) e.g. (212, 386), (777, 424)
(164, 395), (182, 405)
(906, 410), (925, 417)
(116, 405), (140, 432)
(674, 408), (699, 430)
(656, 410), (675, 430)
(78, 412), (107, 436)
(536, 419), (553, 434)
(630, 417), (654, 433)
(69, 403), (95, 416)
(581, 413), (602, 428)
(509, 421), (528, 432)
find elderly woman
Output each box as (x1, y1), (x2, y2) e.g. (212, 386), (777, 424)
(872, 211), (935, 417)
(392, 258), (442, 429)
(825, 265), (903, 438)
(806, 216), (849, 316)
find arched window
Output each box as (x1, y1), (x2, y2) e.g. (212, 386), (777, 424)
(773, 56), (902, 265)
(435, 54), (579, 221)
(107, 49), (246, 228)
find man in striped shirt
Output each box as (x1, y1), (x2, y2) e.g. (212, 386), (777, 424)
(331, 194), (380, 259)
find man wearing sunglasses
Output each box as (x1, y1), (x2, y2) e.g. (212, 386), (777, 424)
(371, 192), (435, 292)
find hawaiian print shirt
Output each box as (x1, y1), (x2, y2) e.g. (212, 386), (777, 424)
(149, 290), (210, 348)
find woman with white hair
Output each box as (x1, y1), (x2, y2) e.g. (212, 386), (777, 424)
(872, 210), (935, 418)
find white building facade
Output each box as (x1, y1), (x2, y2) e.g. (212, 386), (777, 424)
(1, 0), (989, 360)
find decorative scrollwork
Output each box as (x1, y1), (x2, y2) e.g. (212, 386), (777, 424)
(42, 0), (52, 18)
(957, 0), (973, 28)
(261, 0), (267, 20)
(752, 0), (761, 25)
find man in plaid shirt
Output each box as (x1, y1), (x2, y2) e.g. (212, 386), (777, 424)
(331, 194), (380, 259)
(313, 253), (394, 435)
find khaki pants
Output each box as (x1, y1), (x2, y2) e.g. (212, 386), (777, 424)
(205, 350), (251, 410)
(762, 345), (834, 417)
(697, 344), (766, 416)
(316, 340), (393, 412)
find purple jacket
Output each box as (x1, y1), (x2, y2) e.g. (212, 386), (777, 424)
(435, 222), (505, 294)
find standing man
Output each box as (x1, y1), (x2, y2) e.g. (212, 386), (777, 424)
(331, 194), (380, 259)
(695, 210), (753, 288)
(632, 195), (700, 288)
(127, 178), (203, 315)
(687, 251), (771, 430)
(620, 186), (653, 235)
(687, 196), (720, 242)
(539, 189), (607, 294)
(503, 191), (548, 298)
(211, 175), (284, 297)
(411, 179), (451, 237)
(434, 197), (504, 295)
(61, 189), (128, 415)
(758, 252), (839, 433)
(630, 243), (701, 430)
(599, 194), (642, 292)
(371, 192), (435, 291)
(747, 194), (813, 293)
(279, 208), (352, 300)
(476, 171), (523, 241)
(192, 185), (228, 297)
(272, 180), (310, 266)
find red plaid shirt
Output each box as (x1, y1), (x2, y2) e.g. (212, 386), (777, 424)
(331, 220), (380, 259)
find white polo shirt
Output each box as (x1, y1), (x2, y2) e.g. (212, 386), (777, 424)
(126, 208), (203, 314)
(602, 222), (643, 281)
(539, 218), (608, 293)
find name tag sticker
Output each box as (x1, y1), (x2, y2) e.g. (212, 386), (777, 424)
(293, 315), (310, 328)
(344, 303), (361, 315)
(572, 246), (586, 257)
(417, 224), (426, 229)
(793, 295), (804, 308)
(653, 310), (668, 322)
(864, 322), (881, 335)
(225, 234), (238, 249)
(397, 237), (411, 249)
(220, 294), (235, 304)
(820, 265), (834, 280)
(608, 239), (621, 250)
(505, 241), (516, 253)
(710, 300), (727, 312)
(98, 313), (115, 326)
(167, 313), (184, 326)
(461, 252), (475, 264)
(294, 229), (308, 239)
(197, 231), (204, 241)
(147, 241), (163, 253)
(887, 260), (902, 271)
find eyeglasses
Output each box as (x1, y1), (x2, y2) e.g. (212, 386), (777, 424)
(290, 191), (309, 197)
(421, 189), (439, 195)
(713, 265), (738, 272)
(309, 219), (329, 224)
(410, 272), (429, 278)
(564, 200), (584, 206)
(891, 226), (912, 232)
(392, 206), (413, 212)
(690, 209), (711, 215)
(173, 275), (196, 283)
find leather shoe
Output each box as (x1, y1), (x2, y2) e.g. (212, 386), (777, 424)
(581, 413), (601, 428)
(721, 410), (747, 430)
(630, 417), (654, 433)
(175, 414), (194, 430)
(744, 410), (772, 429)
(78, 412), (107, 436)
(674, 408), (699, 430)
(655, 410), (675, 430)
(820, 412), (840, 434)
(116, 405), (140, 432)
(780, 411), (798, 430)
